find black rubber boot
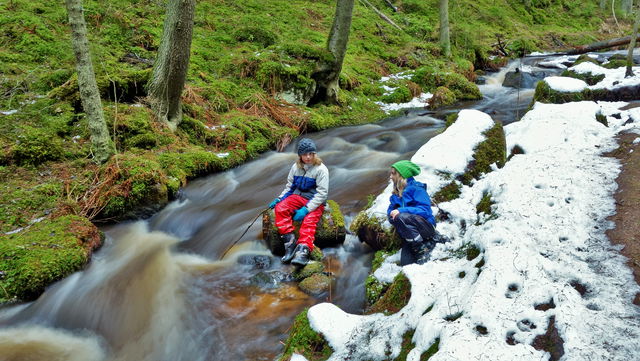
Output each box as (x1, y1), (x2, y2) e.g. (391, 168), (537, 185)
(290, 244), (311, 267)
(281, 233), (297, 263)
(409, 240), (432, 265)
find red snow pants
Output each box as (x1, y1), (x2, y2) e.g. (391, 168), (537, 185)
(274, 194), (324, 251)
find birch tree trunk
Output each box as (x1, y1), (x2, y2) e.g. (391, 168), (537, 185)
(439, 0), (451, 57)
(626, 5), (640, 77)
(309, 0), (355, 105)
(147, 0), (195, 131)
(65, 0), (114, 164)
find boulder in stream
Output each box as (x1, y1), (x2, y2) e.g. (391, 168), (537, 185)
(298, 273), (333, 296)
(502, 69), (548, 89)
(262, 199), (346, 256)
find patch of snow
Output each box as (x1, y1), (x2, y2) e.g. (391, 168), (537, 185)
(544, 76), (588, 92)
(375, 93), (433, 113)
(1, 109), (18, 115)
(216, 152), (230, 158)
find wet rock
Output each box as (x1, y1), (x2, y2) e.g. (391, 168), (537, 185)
(502, 70), (548, 89)
(249, 270), (293, 289)
(237, 254), (272, 269)
(298, 273), (332, 296)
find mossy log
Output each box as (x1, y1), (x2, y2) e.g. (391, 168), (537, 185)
(262, 199), (346, 256)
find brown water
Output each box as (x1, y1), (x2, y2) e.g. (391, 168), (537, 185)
(0, 58), (554, 361)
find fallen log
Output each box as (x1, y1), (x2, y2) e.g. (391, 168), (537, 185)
(383, 0), (398, 12)
(530, 35), (640, 57)
(359, 0), (402, 31)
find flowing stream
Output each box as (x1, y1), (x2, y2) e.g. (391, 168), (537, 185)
(0, 57), (561, 361)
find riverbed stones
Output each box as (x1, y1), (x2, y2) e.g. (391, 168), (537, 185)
(502, 70), (548, 89)
(298, 273), (332, 296)
(262, 199), (346, 255)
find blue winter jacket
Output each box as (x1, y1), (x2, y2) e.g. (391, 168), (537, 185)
(387, 177), (436, 225)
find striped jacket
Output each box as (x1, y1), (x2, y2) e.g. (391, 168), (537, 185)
(278, 162), (329, 212)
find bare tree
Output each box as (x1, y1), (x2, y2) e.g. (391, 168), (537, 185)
(65, 0), (114, 163)
(309, 0), (355, 105)
(626, 4), (640, 77)
(439, 0), (451, 57)
(147, 0), (195, 131)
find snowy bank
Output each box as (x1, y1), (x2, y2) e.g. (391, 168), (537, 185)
(303, 99), (640, 360)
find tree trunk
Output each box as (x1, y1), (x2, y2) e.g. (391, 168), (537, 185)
(560, 34), (640, 55)
(308, 0), (355, 106)
(65, 0), (114, 164)
(622, 0), (633, 14)
(626, 5), (640, 77)
(439, 0), (451, 57)
(600, 0), (608, 10)
(147, 0), (195, 131)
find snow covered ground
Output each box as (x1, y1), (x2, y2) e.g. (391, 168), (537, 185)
(297, 70), (640, 360)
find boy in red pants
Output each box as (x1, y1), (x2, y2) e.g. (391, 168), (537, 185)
(268, 138), (329, 266)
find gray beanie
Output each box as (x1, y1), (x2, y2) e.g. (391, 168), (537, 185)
(297, 138), (317, 155)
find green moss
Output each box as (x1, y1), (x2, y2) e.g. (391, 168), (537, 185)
(99, 153), (169, 219)
(595, 112), (608, 127)
(10, 126), (64, 166)
(602, 59), (627, 69)
(429, 87), (457, 109)
(574, 54), (600, 66)
(432, 181), (462, 204)
(0, 215), (101, 303)
(421, 338), (440, 360)
(364, 250), (394, 306)
(533, 80), (586, 104)
(280, 308), (332, 361)
(294, 261), (325, 280)
(459, 121), (506, 185)
(351, 211), (402, 252)
(413, 67), (482, 101)
(476, 191), (494, 216)
(367, 272), (411, 315)
(233, 26), (278, 47)
(381, 86), (412, 104)
(561, 70), (605, 86)
(445, 112), (459, 129)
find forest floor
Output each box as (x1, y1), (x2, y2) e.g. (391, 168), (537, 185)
(606, 103), (640, 306)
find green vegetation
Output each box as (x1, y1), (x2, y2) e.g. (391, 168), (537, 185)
(367, 272), (412, 315)
(460, 122), (507, 185)
(280, 308), (332, 361)
(0, 0), (624, 302)
(364, 250), (394, 306)
(0, 215), (101, 303)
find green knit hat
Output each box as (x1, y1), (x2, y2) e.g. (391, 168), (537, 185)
(391, 160), (421, 179)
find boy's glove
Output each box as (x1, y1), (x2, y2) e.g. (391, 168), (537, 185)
(293, 206), (309, 221)
(268, 198), (280, 209)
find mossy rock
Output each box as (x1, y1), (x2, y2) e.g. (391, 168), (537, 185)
(573, 54), (600, 66)
(293, 261), (325, 280)
(350, 211), (402, 252)
(428, 86), (456, 109)
(279, 308), (332, 361)
(298, 273), (332, 296)
(9, 126), (65, 166)
(602, 59), (627, 69)
(366, 272), (411, 315)
(262, 199), (346, 255)
(0, 215), (102, 303)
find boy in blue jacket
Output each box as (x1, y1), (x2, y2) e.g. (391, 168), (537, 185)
(387, 160), (436, 265)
